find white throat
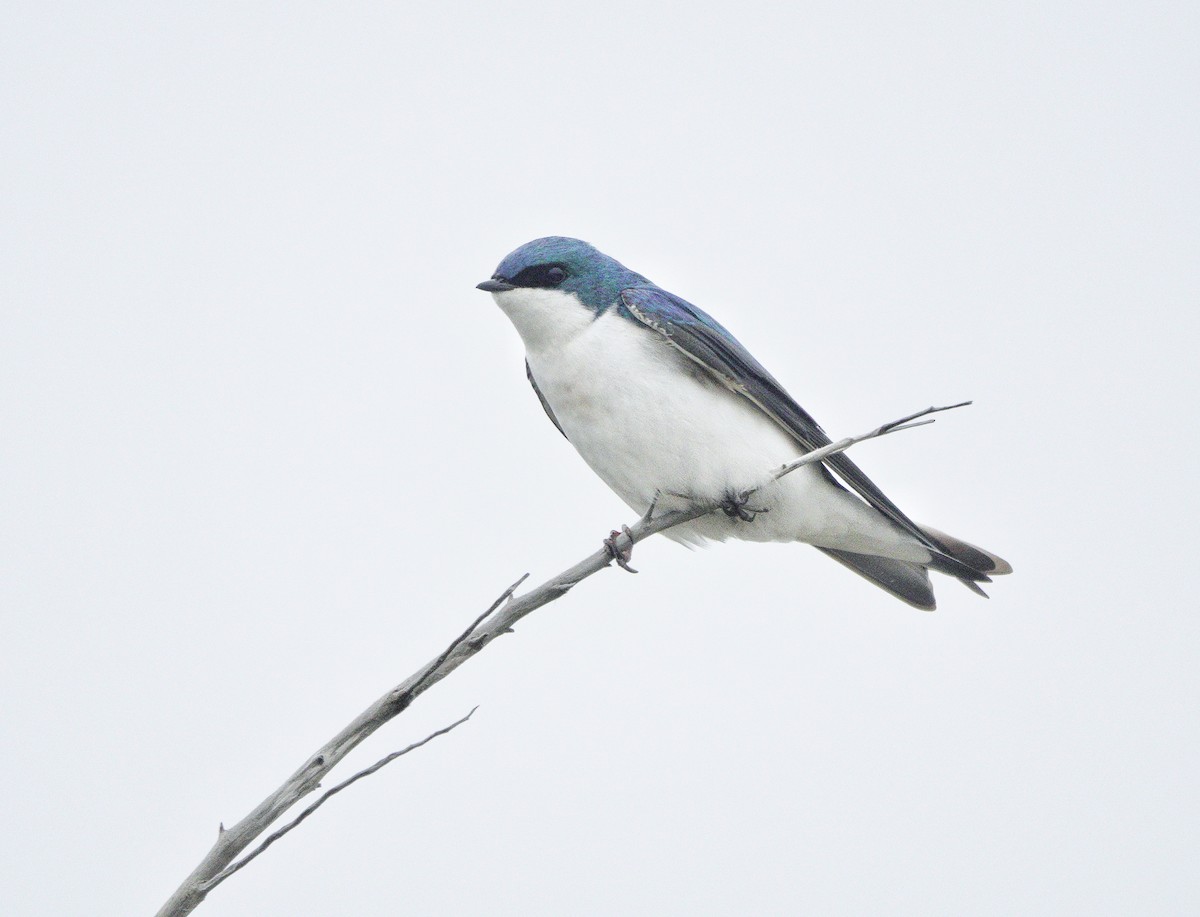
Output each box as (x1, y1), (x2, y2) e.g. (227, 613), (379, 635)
(490, 287), (601, 354)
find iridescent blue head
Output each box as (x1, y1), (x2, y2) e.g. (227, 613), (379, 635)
(476, 236), (651, 313)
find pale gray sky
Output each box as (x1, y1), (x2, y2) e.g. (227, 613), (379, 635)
(3, 2), (1198, 915)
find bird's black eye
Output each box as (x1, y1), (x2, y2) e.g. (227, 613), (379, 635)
(546, 266), (567, 285)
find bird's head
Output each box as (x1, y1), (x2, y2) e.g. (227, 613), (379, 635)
(477, 236), (649, 316)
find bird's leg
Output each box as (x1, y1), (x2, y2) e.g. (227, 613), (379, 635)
(720, 489), (770, 522)
(603, 524), (638, 574)
(643, 489), (663, 520)
(640, 487), (690, 522)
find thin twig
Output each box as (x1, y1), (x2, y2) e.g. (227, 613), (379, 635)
(201, 709), (477, 892)
(397, 574), (529, 708)
(773, 402), (970, 480)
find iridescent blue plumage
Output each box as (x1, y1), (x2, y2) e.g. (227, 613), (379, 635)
(493, 237), (650, 315)
(492, 238), (762, 357)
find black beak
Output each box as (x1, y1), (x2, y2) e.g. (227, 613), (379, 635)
(476, 279), (515, 292)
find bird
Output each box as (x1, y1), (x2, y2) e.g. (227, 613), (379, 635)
(478, 236), (1010, 610)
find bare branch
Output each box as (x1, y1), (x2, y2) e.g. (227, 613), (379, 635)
(154, 580), (525, 917)
(155, 403), (963, 917)
(399, 574), (528, 708)
(200, 708), (477, 892)
(772, 402), (971, 481)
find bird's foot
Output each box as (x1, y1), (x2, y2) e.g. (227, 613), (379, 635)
(720, 490), (769, 522)
(603, 524), (638, 574)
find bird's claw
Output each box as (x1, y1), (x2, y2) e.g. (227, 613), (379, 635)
(603, 524), (638, 573)
(720, 490), (769, 522)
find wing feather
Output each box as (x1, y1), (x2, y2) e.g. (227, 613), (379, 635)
(619, 287), (989, 580)
(527, 360), (567, 439)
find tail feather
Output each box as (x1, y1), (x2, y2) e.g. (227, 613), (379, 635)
(819, 528), (1011, 610)
(817, 548), (937, 611)
(920, 525), (1013, 577)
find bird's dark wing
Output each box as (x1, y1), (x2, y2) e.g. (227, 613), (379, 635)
(619, 286), (984, 577)
(527, 360), (567, 439)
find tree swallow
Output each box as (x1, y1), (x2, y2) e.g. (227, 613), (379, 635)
(478, 237), (1010, 609)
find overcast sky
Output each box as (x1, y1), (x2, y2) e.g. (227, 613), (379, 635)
(3, 2), (1198, 915)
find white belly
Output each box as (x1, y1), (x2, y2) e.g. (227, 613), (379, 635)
(529, 313), (786, 499)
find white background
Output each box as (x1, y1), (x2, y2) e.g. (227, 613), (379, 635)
(3, 2), (1197, 914)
